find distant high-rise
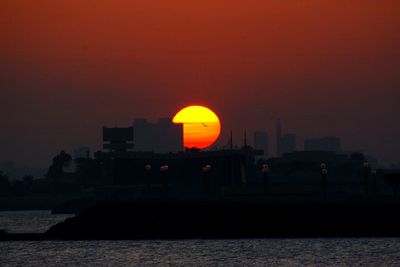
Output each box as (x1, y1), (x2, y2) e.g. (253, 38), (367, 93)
(133, 118), (183, 153)
(304, 136), (341, 152)
(254, 131), (268, 158)
(276, 119), (296, 156)
(103, 127), (134, 153)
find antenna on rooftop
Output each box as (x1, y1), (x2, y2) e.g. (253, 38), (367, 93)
(230, 130), (233, 150)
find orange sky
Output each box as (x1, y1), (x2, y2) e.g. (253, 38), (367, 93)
(0, 1), (399, 167)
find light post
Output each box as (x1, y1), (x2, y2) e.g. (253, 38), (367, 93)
(160, 165), (169, 197)
(363, 161), (370, 197)
(262, 164), (270, 194)
(202, 164), (212, 200)
(320, 163), (328, 202)
(371, 169), (377, 197)
(145, 164), (151, 195)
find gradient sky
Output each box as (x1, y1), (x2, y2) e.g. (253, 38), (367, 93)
(0, 0), (399, 168)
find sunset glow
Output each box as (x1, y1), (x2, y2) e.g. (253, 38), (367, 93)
(173, 105), (221, 149)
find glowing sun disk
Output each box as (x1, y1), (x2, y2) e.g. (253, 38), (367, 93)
(173, 105), (221, 149)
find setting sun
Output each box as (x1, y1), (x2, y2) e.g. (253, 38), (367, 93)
(173, 105), (221, 149)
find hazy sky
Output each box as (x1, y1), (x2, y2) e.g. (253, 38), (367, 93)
(1, 0), (399, 168)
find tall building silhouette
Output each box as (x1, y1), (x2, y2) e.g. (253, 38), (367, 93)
(133, 118), (183, 153)
(276, 119), (296, 156)
(254, 131), (268, 158)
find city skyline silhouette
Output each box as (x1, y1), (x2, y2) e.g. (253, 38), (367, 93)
(1, 1), (399, 168)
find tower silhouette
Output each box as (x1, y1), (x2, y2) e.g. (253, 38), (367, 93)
(276, 119), (282, 156)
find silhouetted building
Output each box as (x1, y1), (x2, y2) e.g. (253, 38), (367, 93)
(113, 149), (262, 196)
(304, 136), (341, 152)
(133, 118), (183, 153)
(253, 131), (268, 158)
(267, 151), (368, 184)
(276, 119), (296, 156)
(103, 127), (134, 153)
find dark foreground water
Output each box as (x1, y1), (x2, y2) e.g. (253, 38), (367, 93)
(2, 238), (400, 266)
(1, 211), (400, 266)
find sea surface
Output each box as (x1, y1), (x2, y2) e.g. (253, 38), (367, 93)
(0, 210), (73, 233)
(1, 211), (400, 266)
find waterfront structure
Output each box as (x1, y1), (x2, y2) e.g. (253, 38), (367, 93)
(103, 127), (134, 153)
(266, 151), (370, 186)
(112, 149), (262, 196)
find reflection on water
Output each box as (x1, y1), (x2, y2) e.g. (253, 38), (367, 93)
(1, 238), (400, 266)
(0, 210), (73, 233)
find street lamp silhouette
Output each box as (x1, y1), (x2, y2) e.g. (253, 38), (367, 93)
(320, 163), (328, 202)
(363, 161), (370, 196)
(261, 164), (270, 194)
(202, 164), (212, 200)
(371, 169), (377, 196)
(160, 165), (169, 197)
(144, 164), (152, 195)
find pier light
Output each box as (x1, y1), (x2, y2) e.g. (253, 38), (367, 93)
(262, 163), (270, 194)
(320, 163), (327, 170)
(321, 166), (328, 202)
(202, 164), (212, 173)
(262, 164), (270, 174)
(202, 164), (212, 199)
(160, 165), (169, 172)
(144, 164), (152, 195)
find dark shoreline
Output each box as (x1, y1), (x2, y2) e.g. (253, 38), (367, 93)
(3, 199), (400, 241)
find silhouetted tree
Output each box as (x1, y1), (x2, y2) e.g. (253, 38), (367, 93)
(47, 151), (72, 189)
(0, 171), (11, 196)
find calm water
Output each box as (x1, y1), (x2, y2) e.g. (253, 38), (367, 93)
(0, 210), (73, 233)
(2, 238), (400, 266)
(1, 211), (400, 266)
